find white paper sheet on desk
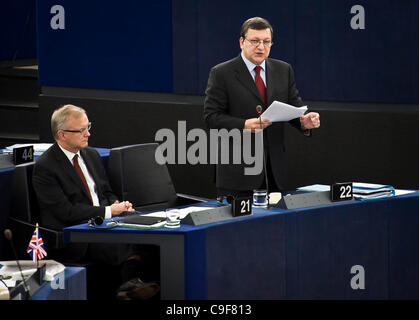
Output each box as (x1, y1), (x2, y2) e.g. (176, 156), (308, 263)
(298, 184), (330, 192)
(0, 260), (65, 283)
(143, 206), (211, 220)
(5, 143), (53, 156)
(260, 101), (307, 122)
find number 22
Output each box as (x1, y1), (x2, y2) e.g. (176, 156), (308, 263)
(340, 185), (352, 198)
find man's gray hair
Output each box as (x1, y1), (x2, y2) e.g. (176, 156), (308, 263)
(51, 104), (86, 139)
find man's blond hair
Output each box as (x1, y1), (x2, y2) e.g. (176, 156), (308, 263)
(51, 104), (86, 139)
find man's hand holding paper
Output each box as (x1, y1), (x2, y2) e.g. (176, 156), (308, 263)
(259, 100), (320, 129)
(300, 112), (320, 129)
(260, 101), (307, 122)
(244, 117), (272, 131)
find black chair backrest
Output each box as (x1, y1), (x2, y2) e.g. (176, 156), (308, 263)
(10, 162), (41, 224)
(108, 143), (178, 209)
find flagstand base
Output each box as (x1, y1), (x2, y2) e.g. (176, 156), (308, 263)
(34, 264), (47, 286)
(8, 265), (47, 300)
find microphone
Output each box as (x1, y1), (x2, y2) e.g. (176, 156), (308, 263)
(256, 105), (270, 207)
(4, 229), (31, 299)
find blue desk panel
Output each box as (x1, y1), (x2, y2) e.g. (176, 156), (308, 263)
(32, 266), (86, 300)
(64, 192), (419, 299)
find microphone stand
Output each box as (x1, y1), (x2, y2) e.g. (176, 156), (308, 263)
(257, 106), (270, 208)
(4, 229), (31, 299)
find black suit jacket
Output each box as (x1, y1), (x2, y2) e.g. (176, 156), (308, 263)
(32, 143), (118, 261)
(203, 55), (307, 191)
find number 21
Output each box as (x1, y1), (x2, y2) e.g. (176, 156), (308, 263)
(241, 199), (250, 213)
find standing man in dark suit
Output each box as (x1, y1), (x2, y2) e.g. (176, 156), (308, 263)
(204, 17), (320, 197)
(33, 104), (160, 299)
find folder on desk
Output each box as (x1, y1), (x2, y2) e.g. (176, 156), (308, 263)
(353, 183), (395, 200)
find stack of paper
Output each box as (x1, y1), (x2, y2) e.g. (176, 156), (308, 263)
(260, 101), (307, 122)
(353, 183), (395, 200)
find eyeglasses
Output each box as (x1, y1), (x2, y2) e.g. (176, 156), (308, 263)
(62, 122), (92, 134)
(245, 38), (273, 47)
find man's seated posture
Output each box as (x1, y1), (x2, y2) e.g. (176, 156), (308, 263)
(32, 104), (160, 300)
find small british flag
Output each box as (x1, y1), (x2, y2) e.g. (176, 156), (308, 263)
(27, 223), (47, 263)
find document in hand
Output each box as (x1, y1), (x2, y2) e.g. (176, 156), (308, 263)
(260, 101), (308, 122)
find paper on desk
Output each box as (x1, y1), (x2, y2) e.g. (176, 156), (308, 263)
(144, 206), (211, 220)
(297, 184), (330, 192)
(353, 182), (415, 197)
(0, 260), (65, 282)
(395, 190), (415, 196)
(260, 101), (307, 122)
(299, 183), (415, 197)
(5, 143), (53, 156)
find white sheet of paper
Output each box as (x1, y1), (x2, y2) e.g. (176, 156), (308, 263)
(4, 143), (53, 156)
(395, 190), (415, 196)
(5, 143), (53, 152)
(260, 101), (307, 122)
(144, 206), (212, 220)
(297, 184), (330, 192)
(0, 260), (65, 282)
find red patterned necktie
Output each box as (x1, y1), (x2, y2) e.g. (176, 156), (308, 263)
(73, 154), (93, 204)
(254, 65), (267, 106)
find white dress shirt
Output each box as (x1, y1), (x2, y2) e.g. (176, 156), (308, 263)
(58, 144), (112, 219)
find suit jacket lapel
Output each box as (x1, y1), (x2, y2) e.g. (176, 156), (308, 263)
(233, 55), (265, 106)
(265, 58), (274, 107)
(80, 148), (101, 197)
(52, 143), (92, 202)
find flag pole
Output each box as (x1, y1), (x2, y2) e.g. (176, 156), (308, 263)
(36, 223), (39, 269)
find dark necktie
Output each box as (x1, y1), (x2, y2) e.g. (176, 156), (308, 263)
(254, 65), (267, 106)
(73, 154), (93, 204)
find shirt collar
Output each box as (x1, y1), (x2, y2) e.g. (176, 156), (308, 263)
(57, 143), (81, 163)
(241, 51), (266, 73)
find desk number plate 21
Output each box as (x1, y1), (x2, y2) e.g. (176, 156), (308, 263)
(232, 196), (252, 217)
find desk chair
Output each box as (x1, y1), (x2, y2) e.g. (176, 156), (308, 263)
(8, 162), (63, 259)
(108, 143), (208, 212)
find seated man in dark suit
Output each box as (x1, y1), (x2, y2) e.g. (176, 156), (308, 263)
(32, 104), (160, 300)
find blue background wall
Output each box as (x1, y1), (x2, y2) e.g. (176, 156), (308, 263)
(173, 0), (419, 103)
(36, 0), (173, 92)
(34, 0), (419, 104)
(0, 0), (37, 61)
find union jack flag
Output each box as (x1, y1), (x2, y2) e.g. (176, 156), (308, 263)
(27, 224), (47, 263)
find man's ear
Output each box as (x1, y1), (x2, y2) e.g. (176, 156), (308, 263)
(57, 130), (64, 140)
(239, 37), (244, 49)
